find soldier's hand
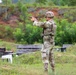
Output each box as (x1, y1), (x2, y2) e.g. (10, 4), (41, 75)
(31, 16), (37, 22)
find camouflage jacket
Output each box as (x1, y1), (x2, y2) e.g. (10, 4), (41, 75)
(33, 19), (57, 37)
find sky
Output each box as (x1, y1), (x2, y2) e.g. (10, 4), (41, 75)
(0, 0), (2, 3)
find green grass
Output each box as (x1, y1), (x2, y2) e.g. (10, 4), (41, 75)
(0, 51), (76, 75)
(55, 63), (76, 75)
(0, 61), (47, 75)
(0, 60), (76, 75)
(0, 39), (16, 51)
(0, 41), (76, 75)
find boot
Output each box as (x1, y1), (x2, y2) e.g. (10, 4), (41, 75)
(44, 63), (48, 72)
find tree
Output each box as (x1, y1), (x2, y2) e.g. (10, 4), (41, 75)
(51, 0), (76, 6)
(17, 0), (28, 32)
(52, 0), (69, 6)
(2, 0), (12, 21)
(68, 0), (76, 6)
(2, 0), (12, 4)
(35, 0), (47, 5)
(55, 18), (76, 45)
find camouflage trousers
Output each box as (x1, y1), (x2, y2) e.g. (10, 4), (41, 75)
(41, 40), (55, 72)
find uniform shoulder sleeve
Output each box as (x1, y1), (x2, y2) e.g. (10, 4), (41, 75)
(33, 21), (45, 28)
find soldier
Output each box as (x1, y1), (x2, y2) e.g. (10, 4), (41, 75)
(31, 11), (57, 73)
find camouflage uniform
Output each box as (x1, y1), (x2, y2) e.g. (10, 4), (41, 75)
(33, 11), (57, 72)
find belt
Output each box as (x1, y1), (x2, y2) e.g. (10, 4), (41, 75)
(41, 33), (54, 37)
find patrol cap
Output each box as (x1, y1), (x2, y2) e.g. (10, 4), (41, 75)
(45, 11), (54, 18)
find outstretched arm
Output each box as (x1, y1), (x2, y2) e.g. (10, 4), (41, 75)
(31, 16), (45, 28)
